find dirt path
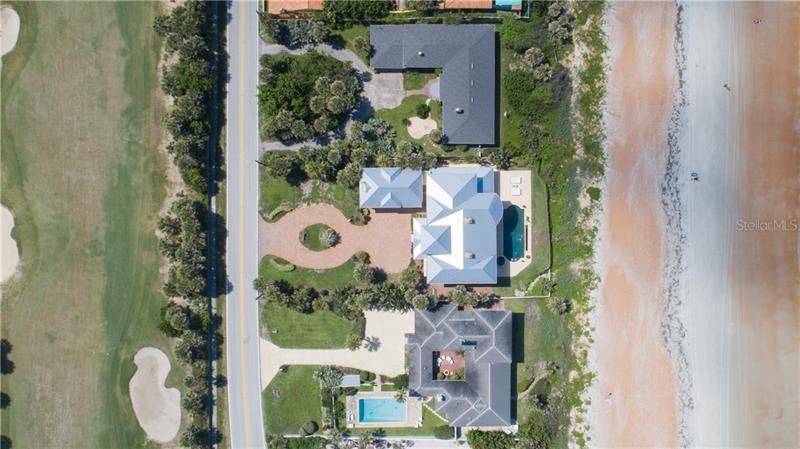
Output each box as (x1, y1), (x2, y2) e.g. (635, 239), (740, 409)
(259, 204), (412, 273)
(674, 3), (800, 447)
(590, 2), (680, 447)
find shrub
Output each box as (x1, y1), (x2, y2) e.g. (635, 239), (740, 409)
(319, 227), (340, 248)
(415, 102), (430, 118)
(268, 257), (296, 272)
(359, 370), (376, 382)
(353, 251), (371, 264)
(429, 128), (443, 144)
(353, 35), (371, 60)
(261, 151), (298, 178)
(433, 425), (455, 440)
(268, 203), (295, 221)
(350, 208), (370, 225)
(467, 430), (515, 449)
(321, 0), (392, 27)
(389, 374), (408, 389)
(299, 420), (319, 436)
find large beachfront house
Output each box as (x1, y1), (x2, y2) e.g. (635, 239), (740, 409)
(408, 305), (514, 428)
(370, 24), (497, 145)
(413, 166), (502, 285)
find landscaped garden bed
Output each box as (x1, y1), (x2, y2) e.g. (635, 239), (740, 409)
(299, 223), (339, 251)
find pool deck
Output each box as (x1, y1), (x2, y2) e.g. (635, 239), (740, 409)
(345, 391), (424, 428)
(497, 170), (533, 277)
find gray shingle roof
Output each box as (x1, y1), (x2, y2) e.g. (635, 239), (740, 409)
(370, 24), (496, 145)
(407, 305), (514, 428)
(359, 167), (423, 209)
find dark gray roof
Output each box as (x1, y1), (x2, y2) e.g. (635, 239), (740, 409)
(359, 167), (423, 208)
(407, 305), (513, 428)
(370, 25), (496, 145)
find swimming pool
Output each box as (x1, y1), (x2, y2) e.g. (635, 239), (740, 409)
(358, 398), (406, 423)
(503, 206), (525, 260)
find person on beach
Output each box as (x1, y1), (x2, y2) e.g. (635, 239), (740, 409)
(723, 83), (731, 92)
(691, 172), (700, 181)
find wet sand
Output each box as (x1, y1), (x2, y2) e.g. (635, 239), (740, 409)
(590, 2), (680, 447)
(676, 2), (800, 447)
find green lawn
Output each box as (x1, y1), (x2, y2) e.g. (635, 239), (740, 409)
(403, 70), (439, 91)
(263, 366), (323, 435)
(374, 95), (447, 154)
(259, 172), (359, 222)
(505, 299), (542, 394)
(300, 223), (334, 251)
(381, 401), (449, 437)
(0, 2), (183, 448)
(330, 25), (370, 65)
(259, 255), (355, 289)
(261, 303), (350, 349)
(494, 171), (552, 296)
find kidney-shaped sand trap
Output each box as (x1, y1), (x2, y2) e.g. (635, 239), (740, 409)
(129, 347), (181, 443)
(1, 6), (20, 58)
(406, 116), (437, 139)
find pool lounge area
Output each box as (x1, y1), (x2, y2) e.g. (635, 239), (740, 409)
(497, 170), (533, 277)
(346, 391), (423, 428)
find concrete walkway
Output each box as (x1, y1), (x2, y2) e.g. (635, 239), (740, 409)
(260, 311), (415, 388)
(260, 41), (404, 151)
(259, 204), (413, 274)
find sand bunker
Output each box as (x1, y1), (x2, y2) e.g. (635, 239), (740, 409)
(406, 116), (436, 139)
(129, 347), (181, 443)
(1, 5), (20, 58)
(1, 205), (19, 283)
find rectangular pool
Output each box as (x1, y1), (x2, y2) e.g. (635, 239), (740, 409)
(358, 398), (406, 423)
(502, 206), (525, 260)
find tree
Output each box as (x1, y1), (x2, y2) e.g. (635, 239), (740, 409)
(321, 0), (392, 27)
(0, 392), (9, 409)
(320, 227), (339, 248)
(0, 435), (11, 449)
(313, 366), (344, 389)
(353, 262), (376, 285)
(467, 430), (515, 449)
(182, 387), (209, 416)
(488, 146), (513, 170)
(261, 151), (298, 178)
(416, 102), (430, 118)
(353, 35), (371, 60)
(394, 388), (407, 403)
(337, 162), (362, 188)
(448, 285), (478, 307)
(518, 409), (554, 449)
(411, 294), (434, 310)
(408, 0), (440, 12)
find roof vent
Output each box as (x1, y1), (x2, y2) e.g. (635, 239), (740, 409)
(454, 107), (464, 114)
(465, 252), (475, 259)
(465, 216), (475, 224)
(418, 51), (424, 57)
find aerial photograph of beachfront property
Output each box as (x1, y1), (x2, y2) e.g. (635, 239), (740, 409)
(1, 1), (798, 448)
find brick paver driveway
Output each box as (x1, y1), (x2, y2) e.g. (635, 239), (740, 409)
(259, 204), (412, 273)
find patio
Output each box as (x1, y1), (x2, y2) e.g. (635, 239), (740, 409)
(345, 391), (424, 429)
(259, 204), (412, 274)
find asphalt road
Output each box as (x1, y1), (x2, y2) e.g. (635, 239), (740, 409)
(225, 1), (266, 448)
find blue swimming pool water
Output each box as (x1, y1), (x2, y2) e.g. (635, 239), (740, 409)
(503, 206), (525, 260)
(358, 398), (406, 423)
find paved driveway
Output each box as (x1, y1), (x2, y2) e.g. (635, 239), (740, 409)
(259, 204), (413, 274)
(260, 311), (415, 388)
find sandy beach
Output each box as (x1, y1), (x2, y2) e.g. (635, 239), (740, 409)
(590, 2), (680, 447)
(673, 2), (800, 447)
